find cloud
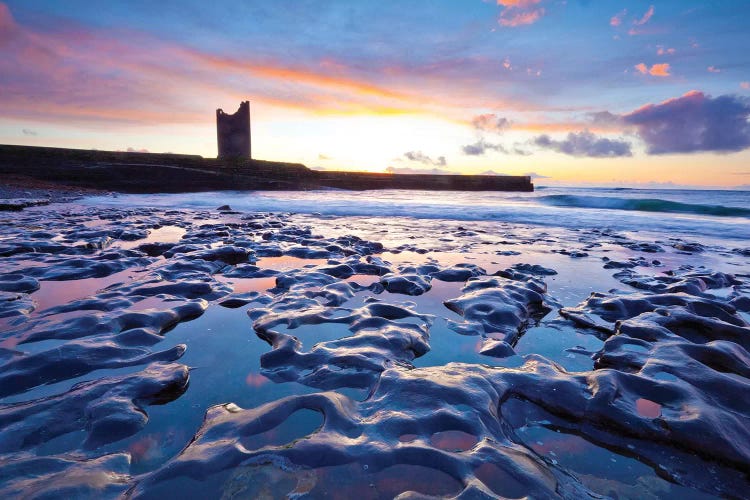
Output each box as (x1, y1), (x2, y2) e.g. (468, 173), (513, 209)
(622, 91), (750, 154)
(610, 9), (627, 27)
(496, 0), (546, 27)
(633, 5), (654, 26)
(462, 138), (532, 156)
(402, 151), (447, 166)
(471, 114), (512, 133)
(742, 82), (750, 90)
(533, 130), (632, 157)
(462, 139), (508, 156)
(125, 147), (150, 153)
(588, 111), (623, 127)
(634, 63), (670, 77)
(649, 63), (670, 77)
(464, 113), (519, 156)
(318, 153), (331, 160)
(385, 166), (459, 175)
(707, 66), (721, 73)
(627, 5), (655, 35)
(656, 47), (675, 56)
(0, 2), (436, 126)
(21, 128), (37, 136)
(0, 2), (16, 43)
(499, 9), (544, 26)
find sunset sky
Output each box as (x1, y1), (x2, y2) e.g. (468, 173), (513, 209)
(1, 0), (749, 187)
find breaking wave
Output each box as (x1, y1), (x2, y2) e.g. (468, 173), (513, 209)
(539, 194), (750, 218)
(82, 188), (750, 241)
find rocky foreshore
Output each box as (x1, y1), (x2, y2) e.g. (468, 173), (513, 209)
(0, 194), (747, 498)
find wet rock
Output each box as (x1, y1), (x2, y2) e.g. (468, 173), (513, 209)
(553, 249), (589, 258)
(254, 303), (432, 390)
(478, 339), (515, 358)
(317, 264), (355, 279)
(162, 243), (208, 258)
(380, 273), (432, 295)
(0, 291), (35, 318)
(620, 241), (664, 253)
(0, 199), (51, 211)
(189, 245), (250, 265)
(0, 453), (132, 498)
(0, 363), (189, 452)
(219, 291), (269, 309)
(0, 275), (40, 294)
(560, 291), (743, 335)
(672, 241), (705, 253)
(602, 257), (650, 269)
(612, 268), (740, 296)
(0, 342), (186, 398)
(137, 241), (177, 257)
(445, 277), (550, 345)
(130, 364), (602, 499)
(430, 263), (486, 282)
(495, 263), (557, 281)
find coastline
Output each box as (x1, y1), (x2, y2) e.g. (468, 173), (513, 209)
(0, 144), (534, 193)
(0, 188), (748, 498)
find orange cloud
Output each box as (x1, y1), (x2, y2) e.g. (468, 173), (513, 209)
(657, 47), (675, 56)
(741, 82), (750, 90)
(610, 9), (627, 27)
(626, 90), (702, 117)
(634, 63), (670, 77)
(497, 0), (545, 27)
(649, 63), (670, 77)
(0, 1), (569, 130)
(0, 3), (434, 124)
(499, 8), (545, 26)
(633, 5), (654, 26)
(497, 0), (541, 6)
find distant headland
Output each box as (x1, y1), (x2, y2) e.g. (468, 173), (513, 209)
(0, 100), (533, 193)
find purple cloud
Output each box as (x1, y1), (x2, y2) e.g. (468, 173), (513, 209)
(385, 166), (458, 175)
(471, 114), (512, 133)
(403, 151), (447, 166)
(623, 91), (750, 154)
(533, 130), (632, 157)
(462, 139), (508, 156)
(462, 139), (532, 156)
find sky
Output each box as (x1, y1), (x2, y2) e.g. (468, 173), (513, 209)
(1, 0), (750, 188)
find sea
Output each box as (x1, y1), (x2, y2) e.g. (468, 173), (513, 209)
(88, 186), (750, 244)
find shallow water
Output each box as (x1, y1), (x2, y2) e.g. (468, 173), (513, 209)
(0, 189), (748, 499)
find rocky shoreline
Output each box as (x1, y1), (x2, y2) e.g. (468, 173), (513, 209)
(0, 195), (747, 498)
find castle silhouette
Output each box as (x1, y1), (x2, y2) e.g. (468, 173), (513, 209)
(216, 101), (251, 159)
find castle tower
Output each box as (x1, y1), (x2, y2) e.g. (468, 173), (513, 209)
(216, 101), (251, 159)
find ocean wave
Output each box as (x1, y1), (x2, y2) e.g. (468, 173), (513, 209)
(539, 194), (750, 218)
(82, 190), (750, 241)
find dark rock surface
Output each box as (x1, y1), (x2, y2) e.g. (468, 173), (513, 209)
(0, 202), (747, 499)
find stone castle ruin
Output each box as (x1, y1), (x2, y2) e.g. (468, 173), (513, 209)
(216, 101), (251, 159)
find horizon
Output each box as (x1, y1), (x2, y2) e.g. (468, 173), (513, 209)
(1, 1), (750, 188)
